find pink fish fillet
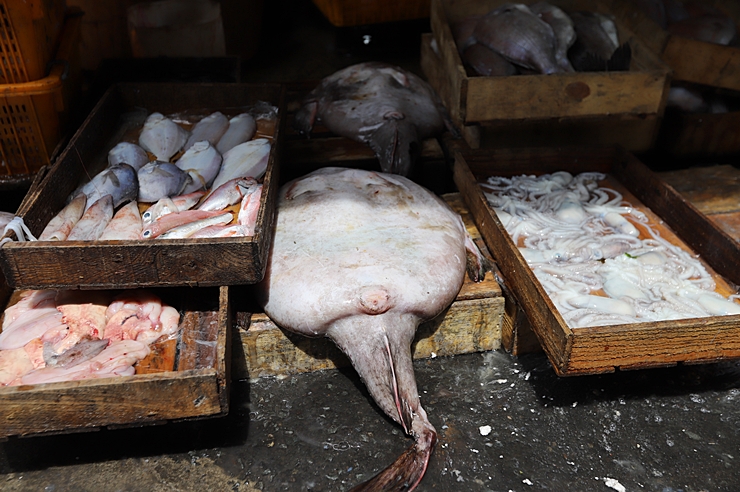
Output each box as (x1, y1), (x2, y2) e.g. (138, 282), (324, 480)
(39, 194), (87, 241)
(237, 184), (263, 236)
(104, 291), (180, 345)
(99, 201), (143, 240)
(66, 194), (114, 241)
(142, 209), (231, 239)
(17, 339), (151, 385)
(0, 346), (35, 385)
(197, 177), (259, 211)
(0, 309), (65, 350)
(24, 338), (46, 369)
(50, 291), (111, 355)
(2, 290), (57, 330)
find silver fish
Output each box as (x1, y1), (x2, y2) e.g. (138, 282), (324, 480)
(76, 163), (139, 211)
(210, 138), (270, 190)
(67, 195), (114, 241)
(472, 4), (562, 74)
(108, 142), (149, 171)
(184, 111), (229, 151)
(137, 161), (192, 203)
(175, 140), (223, 194)
(216, 113), (257, 154)
(138, 112), (190, 162)
(294, 62), (454, 176)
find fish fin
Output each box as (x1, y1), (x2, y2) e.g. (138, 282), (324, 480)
(368, 119), (419, 177)
(464, 232), (488, 282)
(293, 100), (318, 135)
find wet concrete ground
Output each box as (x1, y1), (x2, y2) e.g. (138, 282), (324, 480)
(1, 1), (739, 490)
(2, 349), (739, 491)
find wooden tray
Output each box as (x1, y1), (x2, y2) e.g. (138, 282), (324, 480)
(0, 284), (231, 438)
(0, 82), (285, 290)
(423, 0), (670, 150)
(605, 0), (740, 92)
(656, 107), (740, 157)
(454, 146), (740, 376)
(229, 193), (505, 379)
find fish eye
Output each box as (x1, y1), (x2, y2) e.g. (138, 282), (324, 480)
(142, 230), (151, 238)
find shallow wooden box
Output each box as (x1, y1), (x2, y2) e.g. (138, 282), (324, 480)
(423, 0), (671, 151)
(0, 285), (230, 438)
(605, 0), (740, 92)
(0, 82), (285, 290)
(229, 194), (505, 379)
(454, 146), (740, 376)
(656, 107), (740, 157)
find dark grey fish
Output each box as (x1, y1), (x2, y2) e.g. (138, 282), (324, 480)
(472, 3), (562, 74)
(462, 43), (518, 76)
(43, 337), (109, 368)
(293, 62), (456, 177)
(529, 2), (576, 72)
(76, 163), (139, 211)
(569, 11), (631, 72)
(137, 161), (192, 203)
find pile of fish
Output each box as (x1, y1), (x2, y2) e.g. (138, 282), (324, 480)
(452, 2), (632, 76)
(635, 0), (738, 45)
(0, 289), (181, 386)
(294, 62), (456, 177)
(38, 108), (274, 241)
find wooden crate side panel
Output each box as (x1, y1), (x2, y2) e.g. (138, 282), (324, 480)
(565, 317), (740, 375)
(662, 36), (740, 91)
(429, 2), (468, 122)
(0, 370), (221, 437)
(453, 152), (573, 371)
(659, 165), (740, 216)
(659, 111), (740, 157)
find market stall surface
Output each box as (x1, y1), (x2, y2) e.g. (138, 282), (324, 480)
(1, 1), (739, 491)
(1, 351), (738, 491)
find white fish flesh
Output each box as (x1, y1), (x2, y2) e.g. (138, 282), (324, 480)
(99, 201), (143, 240)
(210, 138), (270, 190)
(39, 194), (87, 241)
(67, 195), (114, 241)
(259, 167), (479, 490)
(75, 163), (139, 211)
(137, 161), (191, 203)
(175, 140), (222, 193)
(216, 113), (256, 154)
(138, 112), (189, 162)
(108, 142), (149, 171)
(184, 111), (229, 151)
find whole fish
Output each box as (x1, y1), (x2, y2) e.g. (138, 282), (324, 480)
(188, 224), (244, 238)
(175, 140), (222, 194)
(142, 190), (206, 225)
(99, 201), (143, 240)
(472, 4), (562, 74)
(529, 2), (576, 72)
(569, 11), (631, 72)
(142, 209), (232, 239)
(210, 138), (270, 190)
(39, 194), (87, 241)
(294, 62), (455, 177)
(216, 113), (257, 154)
(157, 212), (233, 239)
(236, 184), (263, 236)
(197, 177), (259, 211)
(108, 142), (149, 171)
(137, 161), (192, 203)
(259, 167), (484, 491)
(75, 163), (139, 211)
(461, 43), (518, 76)
(184, 111), (229, 151)
(139, 112), (189, 162)
(66, 195), (114, 241)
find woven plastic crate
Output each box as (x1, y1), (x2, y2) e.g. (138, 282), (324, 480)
(0, 0), (67, 84)
(0, 11), (81, 188)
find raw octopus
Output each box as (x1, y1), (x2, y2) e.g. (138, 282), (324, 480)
(294, 62), (456, 177)
(259, 167), (485, 490)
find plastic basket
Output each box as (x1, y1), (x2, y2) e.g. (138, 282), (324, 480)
(0, 0), (67, 84)
(0, 11), (81, 189)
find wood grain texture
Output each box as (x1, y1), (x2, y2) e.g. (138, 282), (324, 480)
(233, 193), (504, 379)
(427, 0), (670, 124)
(0, 83), (285, 290)
(659, 165), (740, 215)
(453, 146), (740, 376)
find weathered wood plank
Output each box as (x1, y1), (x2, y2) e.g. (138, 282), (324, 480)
(659, 165), (740, 216)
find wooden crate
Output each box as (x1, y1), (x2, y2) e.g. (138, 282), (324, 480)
(0, 284), (231, 438)
(423, 0), (671, 151)
(230, 193), (505, 379)
(0, 82), (285, 290)
(454, 146), (740, 376)
(310, 0), (429, 27)
(604, 0), (740, 91)
(656, 107), (740, 157)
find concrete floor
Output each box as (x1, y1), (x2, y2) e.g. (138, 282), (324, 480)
(1, 1), (739, 491)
